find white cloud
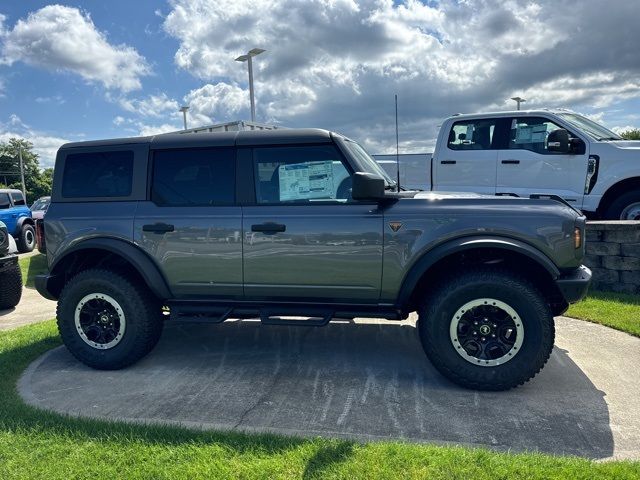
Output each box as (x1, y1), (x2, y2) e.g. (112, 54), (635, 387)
(0, 115), (69, 168)
(1, 5), (150, 92)
(161, 0), (640, 152)
(137, 123), (181, 137)
(118, 93), (179, 118)
(184, 83), (248, 124)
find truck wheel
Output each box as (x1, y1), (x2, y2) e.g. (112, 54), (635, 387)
(605, 190), (640, 220)
(17, 224), (36, 253)
(417, 268), (554, 391)
(0, 262), (22, 309)
(57, 269), (163, 370)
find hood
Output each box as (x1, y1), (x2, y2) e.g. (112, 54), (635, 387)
(413, 191), (492, 200)
(610, 140), (640, 150)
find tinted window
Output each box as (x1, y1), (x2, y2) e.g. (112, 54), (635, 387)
(0, 193), (10, 209)
(62, 151), (134, 198)
(253, 145), (351, 204)
(10, 192), (25, 206)
(448, 120), (496, 150)
(508, 117), (572, 154)
(152, 148), (235, 206)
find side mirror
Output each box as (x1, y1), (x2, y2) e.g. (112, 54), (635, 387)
(351, 172), (385, 201)
(547, 129), (570, 153)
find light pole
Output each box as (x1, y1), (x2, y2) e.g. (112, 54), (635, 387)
(235, 48), (266, 122)
(180, 106), (189, 130)
(511, 96), (526, 111)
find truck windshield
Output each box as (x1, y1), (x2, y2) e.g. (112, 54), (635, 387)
(556, 113), (622, 141)
(341, 139), (397, 189)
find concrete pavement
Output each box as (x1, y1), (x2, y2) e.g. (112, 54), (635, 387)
(18, 315), (640, 460)
(0, 286), (57, 331)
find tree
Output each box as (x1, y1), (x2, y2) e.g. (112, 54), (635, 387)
(620, 129), (640, 140)
(0, 138), (53, 204)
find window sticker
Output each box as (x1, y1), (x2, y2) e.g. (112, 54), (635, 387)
(514, 125), (533, 144)
(531, 124), (547, 143)
(278, 161), (335, 201)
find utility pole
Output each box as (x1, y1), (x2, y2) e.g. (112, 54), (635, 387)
(235, 48), (266, 122)
(180, 106), (189, 130)
(511, 96), (526, 111)
(18, 144), (26, 203)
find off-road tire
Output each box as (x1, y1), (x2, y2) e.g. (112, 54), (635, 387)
(604, 190), (640, 220)
(0, 262), (22, 309)
(57, 269), (163, 370)
(17, 224), (36, 253)
(417, 268), (554, 391)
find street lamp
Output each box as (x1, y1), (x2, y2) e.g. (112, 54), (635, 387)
(511, 96), (526, 111)
(179, 106), (189, 130)
(235, 48), (266, 122)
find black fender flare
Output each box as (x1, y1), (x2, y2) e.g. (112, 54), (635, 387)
(396, 235), (561, 310)
(50, 237), (172, 300)
(17, 216), (35, 229)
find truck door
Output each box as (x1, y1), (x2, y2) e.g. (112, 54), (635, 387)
(242, 144), (383, 302)
(496, 116), (588, 207)
(134, 147), (243, 299)
(0, 192), (17, 234)
(433, 118), (498, 194)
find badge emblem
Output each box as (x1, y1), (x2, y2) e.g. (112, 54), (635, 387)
(388, 221), (402, 232)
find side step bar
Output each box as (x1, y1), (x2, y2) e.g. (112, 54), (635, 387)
(167, 302), (404, 325)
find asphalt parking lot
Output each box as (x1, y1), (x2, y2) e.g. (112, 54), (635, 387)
(19, 315), (640, 460)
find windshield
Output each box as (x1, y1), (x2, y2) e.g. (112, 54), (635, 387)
(556, 113), (622, 141)
(30, 197), (50, 211)
(341, 139), (396, 188)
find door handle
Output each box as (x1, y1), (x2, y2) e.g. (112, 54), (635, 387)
(251, 223), (286, 234)
(142, 223), (175, 234)
(501, 160), (520, 165)
(440, 160), (457, 165)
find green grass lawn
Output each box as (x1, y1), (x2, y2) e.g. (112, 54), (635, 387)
(18, 253), (48, 288)
(566, 291), (640, 338)
(0, 322), (638, 479)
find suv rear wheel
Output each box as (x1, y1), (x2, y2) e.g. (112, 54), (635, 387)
(17, 224), (36, 253)
(417, 268), (554, 391)
(57, 269), (163, 369)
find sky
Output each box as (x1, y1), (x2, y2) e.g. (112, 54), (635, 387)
(0, 0), (639, 168)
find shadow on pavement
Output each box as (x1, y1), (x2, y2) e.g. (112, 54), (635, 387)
(21, 320), (614, 459)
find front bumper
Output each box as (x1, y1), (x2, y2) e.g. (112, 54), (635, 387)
(556, 265), (592, 304)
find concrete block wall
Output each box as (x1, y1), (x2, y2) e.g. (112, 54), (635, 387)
(583, 221), (640, 294)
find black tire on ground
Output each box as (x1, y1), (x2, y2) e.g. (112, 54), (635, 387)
(17, 224), (36, 253)
(604, 190), (640, 220)
(0, 262), (22, 309)
(57, 269), (163, 370)
(417, 268), (554, 391)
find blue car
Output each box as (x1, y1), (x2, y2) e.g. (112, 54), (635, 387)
(0, 189), (36, 253)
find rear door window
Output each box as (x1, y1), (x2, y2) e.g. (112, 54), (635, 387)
(10, 191), (25, 206)
(151, 148), (236, 206)
(62, 151), (134, 198)
(447, 120), (497, 150)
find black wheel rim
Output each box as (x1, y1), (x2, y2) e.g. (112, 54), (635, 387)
(74, 294), (126, 349)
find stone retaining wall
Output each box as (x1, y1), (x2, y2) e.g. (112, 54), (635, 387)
(583, 221), (640, 294)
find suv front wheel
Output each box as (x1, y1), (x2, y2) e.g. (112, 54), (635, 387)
(57, 269), (163, 369)
(417, 268), (554, 391)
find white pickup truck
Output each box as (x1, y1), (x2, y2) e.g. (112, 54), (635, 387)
(376, 109), (640, 219)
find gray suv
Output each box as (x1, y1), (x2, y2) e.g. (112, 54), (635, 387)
(36, 129), (591, 390)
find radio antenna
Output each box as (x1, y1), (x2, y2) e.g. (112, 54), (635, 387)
(395, 94), (400, 191)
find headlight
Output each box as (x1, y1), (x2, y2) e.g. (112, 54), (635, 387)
(574, 226), (582, 249)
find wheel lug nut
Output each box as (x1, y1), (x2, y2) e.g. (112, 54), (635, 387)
(473, 321), (478, 325)
(492, 323), (497, 328)
(481, 337), (486, 342)
(491, 334), (496, 338)
(472, 331), (477, 336)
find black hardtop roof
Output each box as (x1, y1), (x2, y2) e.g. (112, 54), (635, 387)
(59, 128), (334, 150)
